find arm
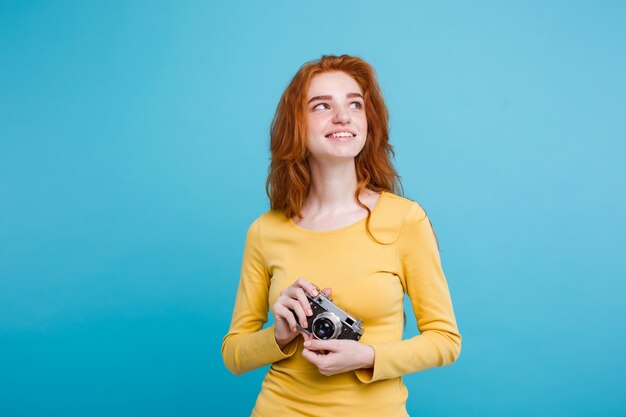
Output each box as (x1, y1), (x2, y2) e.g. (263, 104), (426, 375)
(355, 203), (462, 383)
(221, 218), (298, 375)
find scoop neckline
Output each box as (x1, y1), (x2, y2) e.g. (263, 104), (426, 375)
(288, 191), (387, 235)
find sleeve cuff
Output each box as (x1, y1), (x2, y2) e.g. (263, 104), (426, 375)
(354, 344), (377, 383)
(265, 325), (298, 360)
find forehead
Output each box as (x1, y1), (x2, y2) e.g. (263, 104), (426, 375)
(307, 71), (362, 98)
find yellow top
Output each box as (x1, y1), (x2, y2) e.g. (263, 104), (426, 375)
(222, 192), (462, 417)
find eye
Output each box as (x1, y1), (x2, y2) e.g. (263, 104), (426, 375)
(313, 103), (330, 110)
(349, 101), (363, 109)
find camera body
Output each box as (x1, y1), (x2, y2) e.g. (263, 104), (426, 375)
(298, 292), (364, 341)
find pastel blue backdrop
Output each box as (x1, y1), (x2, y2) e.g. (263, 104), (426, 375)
(1, 1), (625, 416)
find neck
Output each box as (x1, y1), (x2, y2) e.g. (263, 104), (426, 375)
(304, 157), (360, 214)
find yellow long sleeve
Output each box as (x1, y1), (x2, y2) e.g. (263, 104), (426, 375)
(221, 219), (298, 375)
(355, 203), (462, 382)
(221, 192), (461, 417)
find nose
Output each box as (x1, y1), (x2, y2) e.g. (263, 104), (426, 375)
(332, 106), (351, 124)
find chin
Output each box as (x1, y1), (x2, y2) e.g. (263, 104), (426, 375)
(325, 151), (363, 161)
(308, 142), (366, 162)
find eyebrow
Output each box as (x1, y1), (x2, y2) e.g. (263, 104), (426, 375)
(307, 92), (363, 104)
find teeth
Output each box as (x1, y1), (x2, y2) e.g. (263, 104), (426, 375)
(328, 132), (354, 138)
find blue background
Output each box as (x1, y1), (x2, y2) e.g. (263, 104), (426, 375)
(1, 1), (625, 416)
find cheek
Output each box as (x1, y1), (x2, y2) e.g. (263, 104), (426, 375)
(357, 137), (367, 154)
(360, 115), (368, 132)
(306, 116), (324, 138)
(359, 117), (368, 141)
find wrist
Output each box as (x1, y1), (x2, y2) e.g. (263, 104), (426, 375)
(359, 344), (375, 369)
(275, 330), (296, 351)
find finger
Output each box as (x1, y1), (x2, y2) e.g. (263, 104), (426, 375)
(291, 287), (313, 318)
(284, 298), (308, 328)
(320, 287), (332, 297)
(304, 338), (340, 352)
(286, 299), (309, 328)
(277, 289), (310, 328)
(295, 278), (319, 297)
(301, 347), (315, 363)
(301, 347), (324, 366)
(273, 304), (299, 332)
(300, 328), (314, 338)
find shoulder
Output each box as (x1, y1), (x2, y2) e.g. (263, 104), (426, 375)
(369, 192), (427, 244)
(377, 192), (426, 220)
(245, 209), (292, 238)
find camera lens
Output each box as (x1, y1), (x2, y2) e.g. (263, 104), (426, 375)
(311, 312), (341, 340)
(313, 318), (334, 340)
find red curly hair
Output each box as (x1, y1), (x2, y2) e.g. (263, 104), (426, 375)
(266, 54), (402, 221)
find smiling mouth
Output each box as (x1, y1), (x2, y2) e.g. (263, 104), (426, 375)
(325, 132), (356, 139)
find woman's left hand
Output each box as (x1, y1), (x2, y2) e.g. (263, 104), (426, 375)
(301, 335), (375, 376)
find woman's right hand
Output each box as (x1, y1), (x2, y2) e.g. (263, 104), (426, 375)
(271, 278), (330, 350)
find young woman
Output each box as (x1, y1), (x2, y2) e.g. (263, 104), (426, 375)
(222, 54), (461, 417)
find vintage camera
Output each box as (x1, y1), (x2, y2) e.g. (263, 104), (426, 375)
(296, 291), (364, 341)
